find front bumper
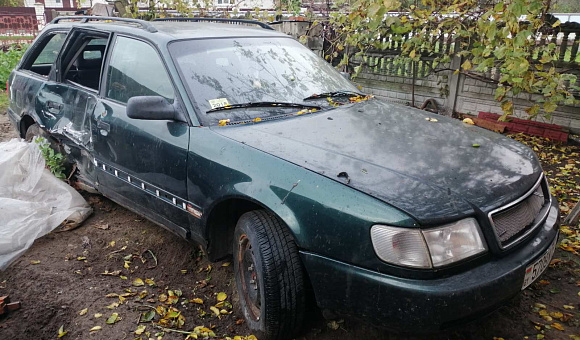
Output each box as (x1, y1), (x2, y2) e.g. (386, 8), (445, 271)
(301, 200), (560, 333)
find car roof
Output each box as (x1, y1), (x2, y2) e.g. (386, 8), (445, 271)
(48, 19), (288, 43)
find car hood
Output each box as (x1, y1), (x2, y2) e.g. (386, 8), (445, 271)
(212, 99), (541, 225)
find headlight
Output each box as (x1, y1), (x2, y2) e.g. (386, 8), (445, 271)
(371, 218), (487, 269)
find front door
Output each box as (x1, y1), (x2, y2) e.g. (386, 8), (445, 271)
(91, 35), (191, 238)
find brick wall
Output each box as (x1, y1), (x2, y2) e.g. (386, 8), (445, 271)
(0, 7), (38, 35)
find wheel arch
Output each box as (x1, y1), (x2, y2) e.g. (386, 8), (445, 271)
(19, 114), (36, 138)
(204, 195), (299, 262)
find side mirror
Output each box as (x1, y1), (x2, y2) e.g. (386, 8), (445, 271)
(126, 96), (176, 121)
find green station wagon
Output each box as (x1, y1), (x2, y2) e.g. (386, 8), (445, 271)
(6, 16), (560, 339)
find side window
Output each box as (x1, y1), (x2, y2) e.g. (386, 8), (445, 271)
(63, 37), (108, 91)
(24, 33), (66, 76)
(106, 37), (175, 104)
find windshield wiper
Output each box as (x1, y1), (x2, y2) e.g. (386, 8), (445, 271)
(206, 101), (321, 113)
(303, 91), (365, 101)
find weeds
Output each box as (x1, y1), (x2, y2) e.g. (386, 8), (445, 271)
(34, 137), (66, 179)
(0, 44), (27, 90)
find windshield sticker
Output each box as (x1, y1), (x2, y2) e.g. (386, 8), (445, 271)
(209, 98), (231, 109)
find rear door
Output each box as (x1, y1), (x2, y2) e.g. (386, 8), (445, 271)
(8, 30), (68, 135)
(35, 28), (111, 186)
(92, 35), (191, 238)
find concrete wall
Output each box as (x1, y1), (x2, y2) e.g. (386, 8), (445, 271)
(355, 61), (580, 133)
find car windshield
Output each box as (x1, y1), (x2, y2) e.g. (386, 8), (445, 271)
(169, 37), (360, 125)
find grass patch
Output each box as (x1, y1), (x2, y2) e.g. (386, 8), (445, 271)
(0, 92), (8, 112)
(0, 36), (34, 41)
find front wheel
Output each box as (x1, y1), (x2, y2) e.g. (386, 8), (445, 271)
(233, 210), (306, 340)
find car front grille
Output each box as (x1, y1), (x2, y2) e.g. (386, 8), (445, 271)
(489, 175), (550, 248)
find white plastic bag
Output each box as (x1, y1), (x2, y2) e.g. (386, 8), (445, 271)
(0, 139), (92, 270)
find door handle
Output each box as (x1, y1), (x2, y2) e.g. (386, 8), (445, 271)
(97, 120), (110, 136)
(46, 100), (63, 113)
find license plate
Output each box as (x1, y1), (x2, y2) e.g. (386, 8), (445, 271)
(522, 236), (558, 290)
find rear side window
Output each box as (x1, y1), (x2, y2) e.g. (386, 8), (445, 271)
(32, 33), (66, 65)
(105, 36), (174, 104)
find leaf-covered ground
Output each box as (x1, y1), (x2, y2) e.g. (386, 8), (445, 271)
(0, 104), (578, 339)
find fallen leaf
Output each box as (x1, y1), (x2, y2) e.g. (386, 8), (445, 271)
(190, 298), (203, 304)
(210, 306), (220, 317)
(94, 313), (103, 318)
(30, 260), (40, 265)
(327, 320), (340, 330)
(89, 326), (102, 332)
(79, 308), (88, 316)
(57, 325), (68, 338)
(472, 144), (480, 148)
(462, 118), (475, 125)
(563, 305), (574, 310)
(158, 294), (168, 302)
(119, 276), (127, 280)
(141, 310), (155, 322)
(217, 292), (227, 302)
(552, 322), (564, 331)
(535, 303), (547, 309)
(106, 312), (119, 324)
(76, 257), (86, 261)
(132, 278), (144, 287)
(180, 270), (187, 274)
(106, 302), (119, 309)
(221, 262), (231, 267)
(95, 224), (109, 230)
(145, 278), (155, 286)
(135, 325), (146, 335)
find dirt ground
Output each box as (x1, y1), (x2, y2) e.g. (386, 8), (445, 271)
(0, 106), (579, 340)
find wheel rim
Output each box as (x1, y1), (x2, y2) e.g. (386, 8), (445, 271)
(237, 234), (261, 321)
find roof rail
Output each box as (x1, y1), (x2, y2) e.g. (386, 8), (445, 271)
(50, 16), (158, 33)
(153, 17), (275, 30)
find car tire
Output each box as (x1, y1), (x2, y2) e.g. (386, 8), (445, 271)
(233, 210), (305, 340)
(24, 123), (43, 142)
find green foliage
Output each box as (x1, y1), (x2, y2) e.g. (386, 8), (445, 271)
(329, 0), (579, 118)
(0, 45), (27, 91)
(34, 137), (66, 180)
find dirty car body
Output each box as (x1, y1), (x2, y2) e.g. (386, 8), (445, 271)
(6, 17), (560, 338)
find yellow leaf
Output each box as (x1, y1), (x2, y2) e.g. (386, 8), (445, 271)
(89, 326), (102, 332)
(461, 59), (472, 71)
(462, 118), (475, 125)
(106, 312), (119, 324)
(409, 49), (416, 58)
(552, 322), (564, 331)
(79, 308), (88, 316)
(135, 325), (146, 335)
(218, 119), (230, 126)
(217, 292), (227, 302)
(145, 278), (155, 286)
(190, 298), (203, 304)
(57, 325), (67, 338)
(253, 117), (262, 123)
(132, 278), (144, 287)
(210, 306), (220, 316)
(119, 275), (127, 280)
(109, 241), (116, 247)
(221, 262), (230, 267)
(123, 261), (130, 269)
(30, 260), (40, 265)
(552, 20), (561, 28)
(76, 257), (86, 261)
(563, 305), (574, 310)
(180, 269), (187, 274)
(94, 313), (103, 318)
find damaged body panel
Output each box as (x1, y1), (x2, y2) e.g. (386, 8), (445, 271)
(6, 17), (560, 337)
